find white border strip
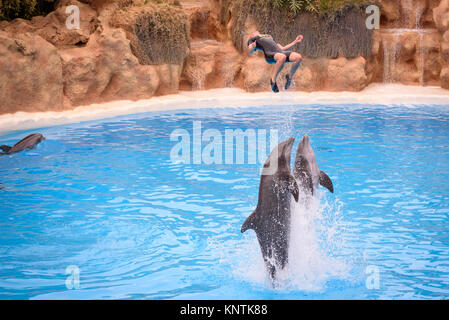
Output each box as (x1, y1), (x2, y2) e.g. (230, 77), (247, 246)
(1, 84), (448, 135)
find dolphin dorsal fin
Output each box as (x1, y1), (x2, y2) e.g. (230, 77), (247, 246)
(319, 170), (334, 193)
(241, 209), (258, 233)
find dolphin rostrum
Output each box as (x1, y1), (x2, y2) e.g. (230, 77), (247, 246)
(241, 137), (299, 282)
(0, 133), (45, 155)
(293, 134), (333, 195)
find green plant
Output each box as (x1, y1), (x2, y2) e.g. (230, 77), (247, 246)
(264, 0), (373, 15)
(134, 3), (190, 64)
(0, 0), (36, 20)
(112, 1), (190, 65)
(271, 0), (318, 14)
(0, 0), (56, 21)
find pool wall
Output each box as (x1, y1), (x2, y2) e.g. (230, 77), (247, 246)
(1, 84), (449, 136)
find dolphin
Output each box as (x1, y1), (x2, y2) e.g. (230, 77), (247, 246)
(241, 137), (299, 282)
(0, 133), (45, 155)
(293, 134), (333, 195)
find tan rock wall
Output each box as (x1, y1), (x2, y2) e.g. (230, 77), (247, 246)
(60, 28), (160, 107)
(0, 0), (447, 115)
(433, 0), (449, 89)
(0, 0), (183, 114)
(240, 54), (371, 93)
(379, 0), (440, 28)
(0, 1), (98, 46)
(0, 31), (64, 114)
(181, 40), (242, 90)
(377, 0), (444, 87)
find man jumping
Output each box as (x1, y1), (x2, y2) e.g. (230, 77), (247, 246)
(247, 31), (303, 93)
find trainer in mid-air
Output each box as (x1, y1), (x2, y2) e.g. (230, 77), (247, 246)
(247, 31), (303, 93)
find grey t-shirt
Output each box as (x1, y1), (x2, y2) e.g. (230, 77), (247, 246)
(247, 34), (282, 56)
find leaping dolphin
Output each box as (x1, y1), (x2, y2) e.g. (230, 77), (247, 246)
(0, 133), (45, 155)
(293, 134), (333, 195)
(241, 137), (299, 282)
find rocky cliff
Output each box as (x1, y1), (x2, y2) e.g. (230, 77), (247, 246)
(0, 0), (448, 115)
(434, 0), (449, 89)
(0, 0), (190, 113)
(375, 0), (448, 88)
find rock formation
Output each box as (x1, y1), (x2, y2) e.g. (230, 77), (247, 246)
(377, 0), (443, 86)
(180, 2), (242, 90)
(0, 0), (98, 46)
(434, 0), (449, 89)
(0, 0), (448, 115)
(0, 31), (64, 114)
(0, 0), (188, 113)
(60, 28), (161, 106)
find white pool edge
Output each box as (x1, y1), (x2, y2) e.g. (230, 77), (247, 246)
(1, 84), (448, 135)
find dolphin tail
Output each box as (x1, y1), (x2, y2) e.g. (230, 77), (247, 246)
(319, 170), (334, 193)
(241, 210), (258, 233)
(0, 145), (11, 154)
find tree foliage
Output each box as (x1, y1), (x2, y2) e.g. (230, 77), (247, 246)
(268, 0), (371, 15)
(0, 0), (56, 21)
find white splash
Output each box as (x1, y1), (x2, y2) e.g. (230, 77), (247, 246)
(278, 190), (350, 291)
(232, 189), (350, 292)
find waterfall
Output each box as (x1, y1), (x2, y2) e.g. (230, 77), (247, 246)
(412, 0), (425, 86)
(418, 32), (425, 86)
(191, 60), (206, 91)
(401, 0), (423, 29)
(414, 2), (422, 29)
(382, 32), (400, 84)
(381, 0), (437, 86)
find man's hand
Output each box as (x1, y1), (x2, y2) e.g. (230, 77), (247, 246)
(295, 35), (303, 43)
(248, 42), (256, 54)
(278, 35), (303, 51)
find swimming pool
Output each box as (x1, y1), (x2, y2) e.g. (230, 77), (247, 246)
(0, 103), (448, 299)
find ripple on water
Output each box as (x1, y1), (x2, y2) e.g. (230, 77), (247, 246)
(0, 104), (448, 299)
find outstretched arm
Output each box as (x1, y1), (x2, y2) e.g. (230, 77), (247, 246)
(248, 41), (256, 54)
(278, 35), (303, 51)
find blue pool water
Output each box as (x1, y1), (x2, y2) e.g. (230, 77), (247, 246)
(0, 103), (448, 300)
